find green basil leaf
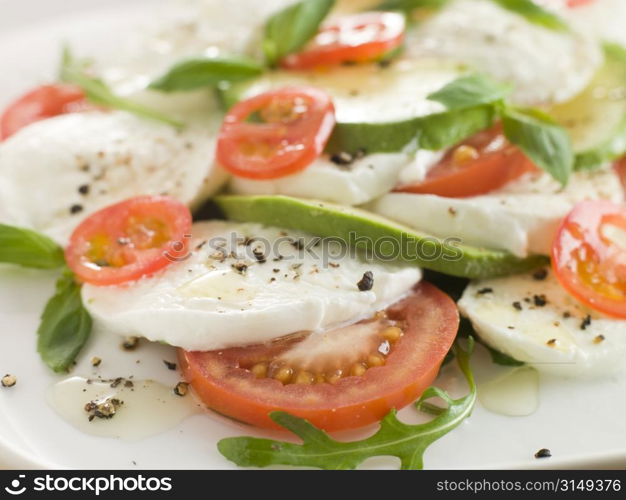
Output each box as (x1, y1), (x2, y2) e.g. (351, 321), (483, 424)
(427, 73), (512, 111)
(37, 270), (92, 373)
(218, 338), (476, 470)
(0, 224), (64, 269)
(375, 0), (450, 13)
(491, 0), (569, 31)
(263, 0), (335, 67)
(418, 104), (498, 150)
(60, 47), (183, 128)
(326, 104), (496, 154)
(149, 57), (264, 92)
(377, 0), (568, 31)
(502, 107), (574, 185)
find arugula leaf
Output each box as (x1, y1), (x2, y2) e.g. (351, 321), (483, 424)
(0, 224), (64, 270)
(150, 57), (264, 92)
(263, 0), (335, 67)
(60, 47), (182, 128)
(484, 344), (525, 367)
(491, 0), (569, 31)
(218, 339), (476, 470)
(502, 107), (574, 185)
(37, 269), (92, 373)
(458, 317), (525, 367)
(428, 73), (512, 111)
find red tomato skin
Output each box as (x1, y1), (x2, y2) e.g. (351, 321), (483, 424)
(217, 87), (335, 180)
(0, 84), (89, 140)
(65, 196), (192, 286)
(566, 0), (596, 7)
(396, 125), (536, 198)
(178, 282), (458, 431)
(281, 12), (406, 70)
(552, 200), (626, 318)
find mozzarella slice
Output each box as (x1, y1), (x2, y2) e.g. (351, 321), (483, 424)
(82, 221), (422, 351)
(458, 269), (626, 377)
(406, 0), (602, 105)
(230, 153), (416, 206)
(562, 0), (626, 49)
(230, 151), (445, 206)
(97, 0), (296, 94)
(366, 169), (624, 257)
(0, 111), (227, 245)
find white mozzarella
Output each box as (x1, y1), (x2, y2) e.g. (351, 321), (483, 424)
(458, 269), (626, 377)
(231, 58), (463, 124)
(367, 169), (624, 257)
(562, 0), (626, 49)
(406, 0), (602, 105)
(97, 0), (296, 94)
(229, 153), (415, 206)
(0, 112), (228, 245)
(82, 221), (422, 351)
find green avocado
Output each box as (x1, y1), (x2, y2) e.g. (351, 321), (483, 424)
(551, 44), (626, 171)
(214, 195), (547, 279)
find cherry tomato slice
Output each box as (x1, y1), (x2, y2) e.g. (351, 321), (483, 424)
(281, 12), (406, 70)
(65, 196), (192, 286)
(552, 200), (626, 318)
(216, 86), (335, 180)
(395, 125), (536, 198)
(0, 84), (90, 140)
(178, 282), (458, 431)
(566, 0), (596, 7)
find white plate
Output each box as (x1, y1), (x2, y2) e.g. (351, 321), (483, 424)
(1, 0), (626, 470)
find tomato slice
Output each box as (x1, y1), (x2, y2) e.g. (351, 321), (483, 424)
(566, 0), (596, 7)
(65, 196), (192, 286)
(178, 282), (458, 431)
(552, 200), (626, 318)
(395, 125), (536, 198)
(281, 12), (406, 70)
(614, 156), (626, 191)
(0, 84), (90, 140)
(217, 87), (335, 180)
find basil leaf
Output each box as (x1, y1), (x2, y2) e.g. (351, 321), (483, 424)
(218, 339), (476, 470)
(37, 270), (92, 373)
(491, 0), (569, 31)
(150, 57), (264, 92)
(377, 0), (568, 31)
(60, 48), (182, 128)
(0, 224), (64, 269)
(263, 0), (335, 67)
(326, 104), (496, 154)
(418, 104), (498, 150)
(375, 0), (450, 13)
(427, 73), (512, 111)
(502, 107), (574, 185)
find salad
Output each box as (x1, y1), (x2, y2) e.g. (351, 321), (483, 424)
(0, 0), (625, 469)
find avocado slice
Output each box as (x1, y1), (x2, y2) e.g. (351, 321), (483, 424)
(214, 195), (547, 279)
(551, 44), (626, 171)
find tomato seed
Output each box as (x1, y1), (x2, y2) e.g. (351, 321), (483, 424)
(273, 366), (293, 384)
(381, 326), (402, 342)
(294, 371), (315, 385)
(251, 362), (268, 378)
